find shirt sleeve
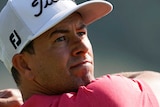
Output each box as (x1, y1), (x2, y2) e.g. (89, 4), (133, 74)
(59, 75), (159, 107)
(22, 75), (159, 107)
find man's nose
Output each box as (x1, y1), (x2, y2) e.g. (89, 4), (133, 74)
(71, 36), (90, 56)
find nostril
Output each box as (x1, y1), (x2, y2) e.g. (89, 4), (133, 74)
(72, 46), (88, 56)
(76, 51), (84, 55)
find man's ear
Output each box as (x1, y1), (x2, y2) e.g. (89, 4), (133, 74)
(12, 54), (34, 80)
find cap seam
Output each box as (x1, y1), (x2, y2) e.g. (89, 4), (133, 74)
(9, 1), (33, 35)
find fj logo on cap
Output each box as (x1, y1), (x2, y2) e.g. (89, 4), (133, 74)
(32, 0), (59, 17)
(9, 30), (21, 49)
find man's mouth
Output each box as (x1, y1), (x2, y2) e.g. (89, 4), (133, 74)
(70, 60), (92, 69)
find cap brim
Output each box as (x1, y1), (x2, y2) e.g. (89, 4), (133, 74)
(22, 0), (113, 51)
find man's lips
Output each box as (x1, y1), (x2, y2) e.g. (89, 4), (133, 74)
(70, 60), (92, 69)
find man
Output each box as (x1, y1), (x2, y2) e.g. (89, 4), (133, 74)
(0, 0), (159, 107)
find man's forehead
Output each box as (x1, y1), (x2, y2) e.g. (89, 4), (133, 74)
(37, 13), (86, 39)
(49, 13), (85, 30)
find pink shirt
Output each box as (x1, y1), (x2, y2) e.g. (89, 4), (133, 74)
(21, 75), (159, 107)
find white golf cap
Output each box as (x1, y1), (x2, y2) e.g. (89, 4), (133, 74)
(0, 0), (113, 72)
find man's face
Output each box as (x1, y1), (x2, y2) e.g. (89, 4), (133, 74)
(26, 13), (95, 94)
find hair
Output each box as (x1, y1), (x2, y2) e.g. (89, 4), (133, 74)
(11, 41), (35, 86)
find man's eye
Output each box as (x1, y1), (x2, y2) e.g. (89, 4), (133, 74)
(55, 36), (66, 42)
(77, 32), (86, 37)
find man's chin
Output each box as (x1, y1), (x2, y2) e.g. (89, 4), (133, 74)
(80, 74), (95, 86)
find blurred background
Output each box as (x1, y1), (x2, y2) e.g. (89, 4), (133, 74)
(0, 0), (160, 89)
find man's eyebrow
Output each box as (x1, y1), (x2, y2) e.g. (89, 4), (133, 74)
(77, 24), (87, 30)
(49, 24), (87, 38)
(49, 29), (69, 38)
